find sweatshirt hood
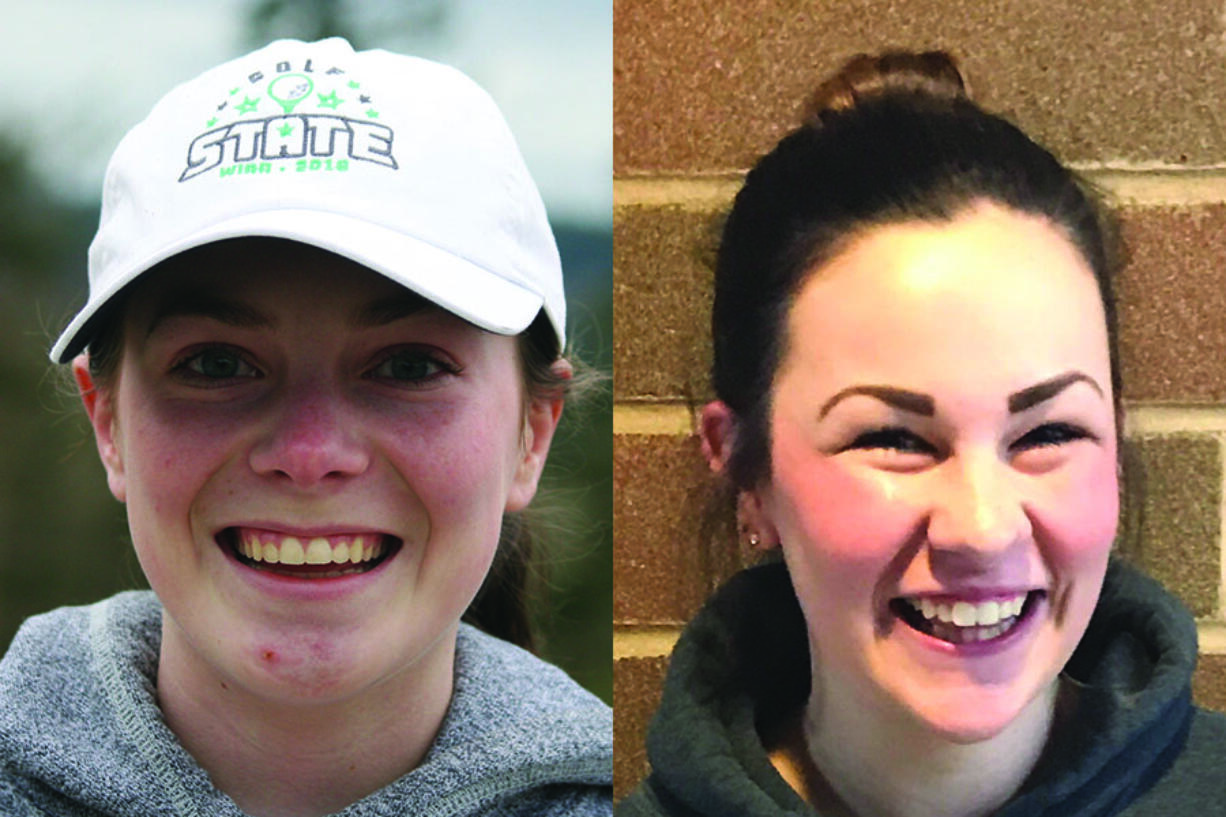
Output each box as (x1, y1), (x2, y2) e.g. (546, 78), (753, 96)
(0, 591), (611, 816)
(999, 560), (1197, 815)
(632, 559), (1196, 817)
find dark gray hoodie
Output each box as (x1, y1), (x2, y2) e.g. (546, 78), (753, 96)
(0, 591), (612, 816)
(619, 560), (1226, 816)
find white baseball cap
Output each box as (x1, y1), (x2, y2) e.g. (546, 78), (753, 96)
(51, 37), (565, 363)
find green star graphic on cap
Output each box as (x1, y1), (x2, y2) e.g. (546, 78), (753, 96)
(317, 90), (343, 109)
(236, 96), (260, 115)
(278, 122), (295, 137)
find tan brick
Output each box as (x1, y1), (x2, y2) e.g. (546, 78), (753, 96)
(1118, 435), (1221, 617)
(615, 0), (1226, 172)
(1193, 653), (1226, 713)
(613, 434), (744, 623)
(1116, 205), (1226, 402)
(613, 203), (715, 400)
(613, 654), (669, 800)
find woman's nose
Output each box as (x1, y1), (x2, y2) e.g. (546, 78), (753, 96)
(925, 453), (1031, 558)
(248, 386), (371, 487)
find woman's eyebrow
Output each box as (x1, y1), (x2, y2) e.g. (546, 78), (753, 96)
(818, 370), (1105, 419)
(1007, 370), (1104, 413)
(145, 293), (273, 339)
(352, 294), (431, 327)
(819, 386), (935, 418)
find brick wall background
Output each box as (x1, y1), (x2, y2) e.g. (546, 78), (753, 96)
(612, 0), (1226, 799)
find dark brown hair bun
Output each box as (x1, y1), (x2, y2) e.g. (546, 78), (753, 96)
(806, 50), (968, 125)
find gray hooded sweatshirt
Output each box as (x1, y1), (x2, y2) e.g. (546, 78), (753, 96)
(0, 591), (612, 816)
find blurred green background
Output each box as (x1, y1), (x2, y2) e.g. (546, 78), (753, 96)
(0, 0), (611, 702)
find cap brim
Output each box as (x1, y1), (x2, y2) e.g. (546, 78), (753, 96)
(51, 208), (545, 363)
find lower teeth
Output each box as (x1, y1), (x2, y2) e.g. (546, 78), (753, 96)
(924, 617), (1018, 644)
(259, 564), (370, 579)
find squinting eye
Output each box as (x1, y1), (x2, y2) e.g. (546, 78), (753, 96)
(846, 427), (936, 455)
(1013, 422), (1091, 450)
(179, 348), (258, 380)
(369, 350), (455, 384)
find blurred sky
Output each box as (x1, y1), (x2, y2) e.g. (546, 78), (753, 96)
(0, 0), (611, 227)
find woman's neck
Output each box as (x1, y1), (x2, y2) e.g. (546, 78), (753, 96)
(771, 678), (1062, 817)
(155, 616), (456, 817)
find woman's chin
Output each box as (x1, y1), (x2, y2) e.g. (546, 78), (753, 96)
(917, 709), (1017, 744)
(895, 683), (1044, 745)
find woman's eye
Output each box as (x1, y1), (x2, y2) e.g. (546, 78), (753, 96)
(1013, 422), (1091, 450)
(176, 348), (258, 381)
(369, 349), (455, 384)
(846, 427), (936, 455)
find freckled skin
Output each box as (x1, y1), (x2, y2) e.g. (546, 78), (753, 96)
(80, 250), (557, 709)
(747, 203), (1119, 742)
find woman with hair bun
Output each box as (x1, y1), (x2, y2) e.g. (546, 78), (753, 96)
(618, 51), (1226, 817)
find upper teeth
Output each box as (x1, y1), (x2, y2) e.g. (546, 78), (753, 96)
(908, 594), (1028, 627)
(237, 530), (384, 566)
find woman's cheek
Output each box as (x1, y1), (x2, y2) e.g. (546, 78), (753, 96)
(769, 442), (919, 661)
(1027, 447), (1120, 562)
(769, 441), (918, 571)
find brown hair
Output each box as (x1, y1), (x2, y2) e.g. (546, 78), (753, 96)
(806, 51), (968, 119)
(712, 50), (1120, 490)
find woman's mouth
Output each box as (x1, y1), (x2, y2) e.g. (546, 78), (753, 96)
(218, 527), (401, 579)
(889, 591), (1045, 645)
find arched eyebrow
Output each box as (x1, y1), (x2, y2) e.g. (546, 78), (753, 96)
(145, 293), (273, 339)
(352, 292), (431, 327)
(818, 386), (934, 418)
(144, 290), (435, 339)
(1006, 371), (1104, 413)
(818, 370), (1105, 419)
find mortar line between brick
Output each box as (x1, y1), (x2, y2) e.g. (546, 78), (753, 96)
(1219, 437), (1226, 620)
(1200, 621), (1226, 654)
(1123, 405), (1226, 434)
(614, 627), (682, 659)
(613, 403), (695, 436)
(613, 177), (741, 209)
(610, 402), (1226, 436)
(613, 623), (1226, 656)
(614, 170), (1226, 209)
(1075, 168), (1226, 206)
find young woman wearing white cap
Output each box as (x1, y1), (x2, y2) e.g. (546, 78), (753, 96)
(0, 38), (611, 817)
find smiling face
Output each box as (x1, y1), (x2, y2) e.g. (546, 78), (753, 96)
(78, 242), (559, 705)
(746, 202), (1118, 742)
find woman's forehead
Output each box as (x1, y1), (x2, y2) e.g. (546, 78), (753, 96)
(779, 204), (1112, 394)
(126, 241), (444, 333)
(796, 204), (1100, 321)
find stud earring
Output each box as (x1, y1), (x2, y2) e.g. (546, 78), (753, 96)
(748, 532), (761, 547)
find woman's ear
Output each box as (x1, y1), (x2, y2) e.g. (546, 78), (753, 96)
(72, 354), (127, 503)
(505, 359), (571, 512)
(700, 401), (779, 549)
(699, 401), (736, 475)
